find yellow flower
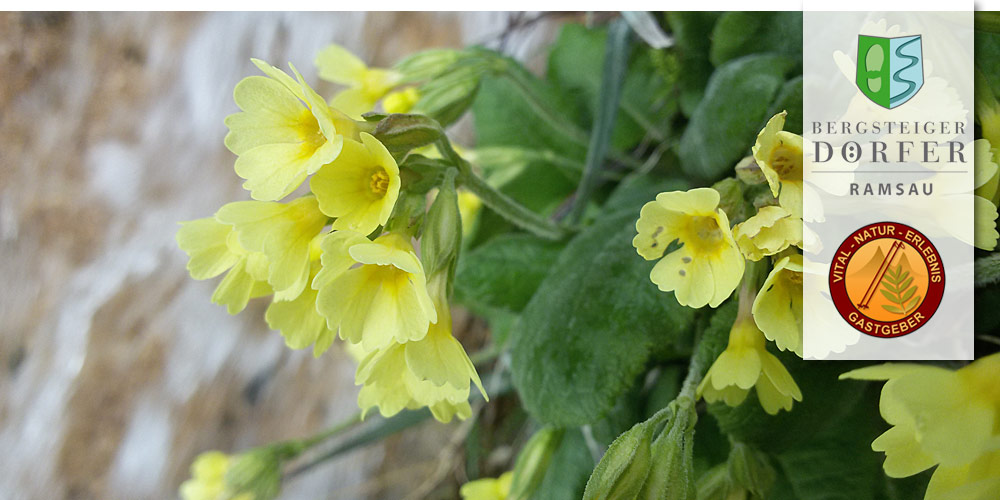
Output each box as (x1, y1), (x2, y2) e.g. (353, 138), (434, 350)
(310, 132), (400, 235)
(313, 231), (436, 351)
(752, 111), (803, 218)
(634, 188), (745, 308)
(697, 314), (802, 415)
(216, 196), (328, 301)
(176, 217), (271, 315)
(840, 354), (1000, 489)
(733, 206), (802, 261)
(383, 87), (421, 114)
(179, 451), (253, 500)
(752, 254), (803, 357)
(265, 260), (336, 357)
(315, 44), (401, 118)
(354, 273), (485, 422)
(225, 59), (359, 201)
(355, 341), (471, 423)
(460, 471), (514, 500)
(924, 450), (1000, 500)
(975, 139), (999, 250)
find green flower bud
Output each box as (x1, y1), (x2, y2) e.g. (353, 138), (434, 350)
(582, 407), (669, 500)
(508, 427), (564, 500)
(414, 61), (486, 127)
(726, 443), (775, 499)
(637, 397), (697, 500)
(734, 155), (767, 185)
(394, 49), (465, 83)
(224, 449), (283, 500)
(421, 168), (462, 281)
(711, 177), (747, 225)
(373, 113), (442, 155)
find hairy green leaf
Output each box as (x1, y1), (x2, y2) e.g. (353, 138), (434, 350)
(678, 54), (794, 179)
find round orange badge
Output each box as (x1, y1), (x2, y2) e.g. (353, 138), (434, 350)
(829, 222), (944, 338)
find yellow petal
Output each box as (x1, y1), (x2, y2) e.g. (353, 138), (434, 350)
(176, 218), (241, 280)
(633, 199), (683, 260)
(655, 187), (720, 215)
(315, 43), (368, 86)
(752, 254), (803, 356)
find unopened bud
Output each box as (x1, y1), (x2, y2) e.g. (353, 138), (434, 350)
(734, 156), (766, 185)
(711, 178), (747, 225)
(224, 448), (283, 500)
(414, 62), (485, 127)
(582, 407), (668, 500)
(373, 113), (442, 154)
(394, 49), (465, 83)
(637, 397), (697, 500)
(508, 427), (564, 500)
(421, 168), (462, 280)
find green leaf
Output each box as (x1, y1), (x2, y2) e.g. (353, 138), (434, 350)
(709, 12), (803, 67)
(707, 355), (872, 455)
(772, 389), (885, 500)
(666, 12), (720, 116)
(677, 54), (794, 179)
(532, 429), (595, 500)
(473, 63), (584, 159)
(900, 285), (916, 303)
(510, 187), (695, 425)
(881, 304), (905, 314)
(976, 29), (1000, 97)
(547, 23), (676, 151)
(768, 76), (803, 135)
(455, 234), (565, 313)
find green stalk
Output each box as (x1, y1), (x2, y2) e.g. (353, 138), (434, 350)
(459, 168), (568, 240)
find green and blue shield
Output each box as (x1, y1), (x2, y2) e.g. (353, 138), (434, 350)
(856, 35), (924, 109)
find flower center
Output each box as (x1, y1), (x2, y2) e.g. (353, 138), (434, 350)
(690, 215), (723, 244)
(770, 145), (802, 181)
(369, 168), (390, 196)
(787, 270), (803, 285)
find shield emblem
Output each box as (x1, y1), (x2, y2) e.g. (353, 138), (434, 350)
(856, 35), (924, 109)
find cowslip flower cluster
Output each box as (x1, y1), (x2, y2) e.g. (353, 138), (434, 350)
(177, 54), (484, 423)
(841, 353), (1000, 500)
(635, 111), (805, 414)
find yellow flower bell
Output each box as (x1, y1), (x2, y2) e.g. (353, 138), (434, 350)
(460, 471), (514, 500)
(752, 111), (803, 218)
(176, 217), (271, 315)
(179, 451), (253, 500)
(752, 254), (803, 357)
(634, 188), (745, 308)
(355, 341), (473, 422)
(733, 206), (802, 261)
(315, 43), (402, 118)
(216, 196), (328, 302)
(697, 310), (802, 415)
(840, 354), (1000, 497)
(310, 132), (400, 235)
(313, 231), (437, 351)
(264, 258), (337, 357)
(225, 59), (359, 201)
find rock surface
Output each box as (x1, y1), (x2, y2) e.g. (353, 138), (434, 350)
(0, 11), (563, 499)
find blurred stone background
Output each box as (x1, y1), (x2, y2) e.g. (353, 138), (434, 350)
(0, 11), (571, 499)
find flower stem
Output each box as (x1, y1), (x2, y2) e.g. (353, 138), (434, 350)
(459, 166), (568, 241)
